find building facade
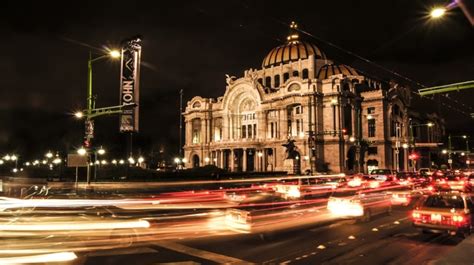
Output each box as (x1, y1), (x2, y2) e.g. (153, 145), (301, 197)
(183, 22), (443, 174)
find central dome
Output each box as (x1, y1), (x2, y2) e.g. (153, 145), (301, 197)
(262, 22), (326, 68)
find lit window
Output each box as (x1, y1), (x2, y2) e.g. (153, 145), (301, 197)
(368, 119), (376, 138)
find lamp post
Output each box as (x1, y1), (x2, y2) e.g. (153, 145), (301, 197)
(409, 121), (434, 172)
(83, 50), (120, 147)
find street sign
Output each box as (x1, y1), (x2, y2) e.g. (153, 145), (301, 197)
(67, 154), (88, 168)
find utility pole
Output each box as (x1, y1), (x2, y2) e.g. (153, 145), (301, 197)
(448, 134), (452, 169)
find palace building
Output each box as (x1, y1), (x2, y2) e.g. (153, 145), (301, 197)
(182, 22), (443, 174)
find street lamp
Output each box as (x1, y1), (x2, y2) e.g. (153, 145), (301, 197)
(45, 152), (53, 159)
(349, 136), (356, 143)
(97, 147), (106, 155)
(74, 111), (84, 119)
(442, 149), (448, 154)
(138, 157), (144, 163)
(430, 7), (446, 19)
(84, 49), (121, 147)
(77, 147), (87, 156)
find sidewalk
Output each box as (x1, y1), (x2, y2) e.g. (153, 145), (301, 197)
(433, 234), (474, 265)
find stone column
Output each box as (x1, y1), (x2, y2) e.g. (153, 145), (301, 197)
(230, 149), (235, 172)
(280, 108), (288, 139)
(258, 111), (266, 140)
(263, 149), (267, 172)
(243, 148), (247, 172)
(185, 120), (192, 145)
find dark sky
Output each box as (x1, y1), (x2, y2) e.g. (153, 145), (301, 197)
(1, 0), (473, 161)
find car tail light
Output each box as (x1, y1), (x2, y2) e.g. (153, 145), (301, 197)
(412, 212), (421, 219)
(428, 186), (434, 191)
(452, 215), (464, 223)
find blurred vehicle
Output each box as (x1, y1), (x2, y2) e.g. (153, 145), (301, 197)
(396, 172), (429, 187)
(224, 193), (318, 233)
(468, 174), (474, 186)
(347, 175), (381, 189)
(274, 176), (347, 199)
(412, 192), (474, 237)
(419, 168), (434, 178)
(327, 191), (391, 222)
(224, 190), (277, 204)
(388, 187), (424, 206)
(369, 169), (396, 182)
(433, 172), (472, 192)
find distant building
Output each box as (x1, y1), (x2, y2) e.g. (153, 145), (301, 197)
(183, 22), (444, 174)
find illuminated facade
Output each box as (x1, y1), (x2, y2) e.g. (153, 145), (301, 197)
(183, 22), (443, 174)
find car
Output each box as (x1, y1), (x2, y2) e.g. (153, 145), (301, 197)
(327, 190), (392, 222)
(432, 173), (472, 193)
(419, 168), (434, 178)
(224, 193), (319, 233)
(370, 169), (396, 181)
(412, 192), (474, 237)
(388, 187), (424, 206)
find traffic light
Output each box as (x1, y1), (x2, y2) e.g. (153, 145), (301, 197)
(342, 128), (348, 135)
(84, 140), (90, 148)
(409, 153), (419, 160)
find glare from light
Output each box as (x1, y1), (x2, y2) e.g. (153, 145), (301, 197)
(25, 162), (30, 166)
(442, 149), (448, 154)
(109, 50), (121, 58)
(463, 135), (467, 139)
(3, 155), (11, 161)
(257, 152), (263, 158)
(0, 160), (3, 165)
(427, 122), (434, 127)
(119, 159), (125, 164)
(77, 147), (87, 156)
(349, 136), (355, 142)
(182, 158), (188, 163)
(74, 111), (84, 119)
(97, 147), (106, 155)
(53, 158), (61, 164)
(204, 157), (210, 163)
(12, 168), (18, 173)
(95, 160), (100, 165)
(0, 251), (78, 264)
(45, 152), (53, 158)
(128, 157), (135, 164)
(112, 159), (117, 164)
(330, 99), (338, 105)
(42, 160), (47, 164)
(10, 155), (17, 161)
(138, 157), (144, 163)
(101, 160), (108, 165)
(367, 114), (373, 120)
(430, 7), (446, 19)
(461, 152), (465, 156)
(174, 157), (181, 164)
(402, 143), (409, 149)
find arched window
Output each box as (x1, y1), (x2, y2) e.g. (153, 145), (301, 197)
(283, 72), (290, 82)
(265, 76), (271, 88)
(274, 75), (280, 87)
(302, 69), (309, 79)
(292, 71), (299, 77)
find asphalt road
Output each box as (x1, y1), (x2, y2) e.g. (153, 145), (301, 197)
(80, 206), (464, 265)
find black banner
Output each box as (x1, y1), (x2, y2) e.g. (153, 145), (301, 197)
(119, 37), (141, 132)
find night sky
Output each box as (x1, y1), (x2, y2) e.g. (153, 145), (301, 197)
(1, 0), (473, 162)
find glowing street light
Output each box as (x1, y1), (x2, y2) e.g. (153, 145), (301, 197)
(430, 7), (446, 19)
(4, 155), (11, 161)
(10, 155), (17, 161)
(74, 111), (84, 119)
(204, 157), (210, 163)
(119, 159), (125, 165)
(109, 50), (121, 58)
(101, 160), (108, 165)
(0, 160), (4, 165)
(53, 158), (62, 164)
(138, 157), (144, 163)
(128, 157), (135, 164)
(77, 147), (87, 156)
(442, 149), (448, 154)
(174, 157), (181, 164)
(182, 158), (188, 163)
(427, 122), (434, 127)
(45, 152), (53, 158)
(349, 136), (356, 142)
(112, 159), (117, 165)
(97, 147), (106, 155)
(402, 143), (409, 149)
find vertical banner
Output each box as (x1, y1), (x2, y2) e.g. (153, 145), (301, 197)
(119, 37), (142, 132)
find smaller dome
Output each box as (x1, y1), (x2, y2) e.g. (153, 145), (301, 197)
(317, 64), (358, 79)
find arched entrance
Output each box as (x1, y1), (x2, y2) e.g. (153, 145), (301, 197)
(347, 146), (356, 171)
(192, 155), (200, 168)
(367, 159), (379, 174)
